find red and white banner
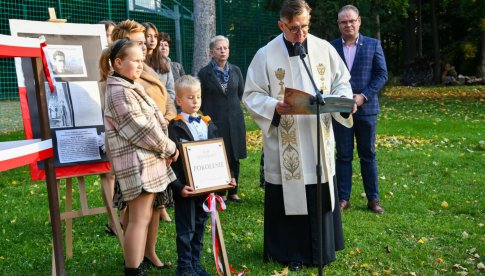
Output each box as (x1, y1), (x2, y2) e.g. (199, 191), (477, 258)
(0, 139), (53, 172)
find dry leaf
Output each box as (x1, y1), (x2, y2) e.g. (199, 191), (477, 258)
(417, 237), (428, 244)
(433, 258), (444, 266)
(462, 231), (469, 238)
(477, 262), (484, 271)
(271, 267), (289, 276)
(441, 201), (449, 208)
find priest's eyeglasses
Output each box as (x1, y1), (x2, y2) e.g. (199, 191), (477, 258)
(282, 22), (310, 33)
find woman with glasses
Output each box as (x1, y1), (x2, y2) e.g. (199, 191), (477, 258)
(197, 35), (247, 203)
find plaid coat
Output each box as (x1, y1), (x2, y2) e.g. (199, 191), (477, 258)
(330, 34), (388, 116)
(104, 75), (177, 202)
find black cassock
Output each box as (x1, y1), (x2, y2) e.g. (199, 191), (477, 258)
(263, 179), (344, 266)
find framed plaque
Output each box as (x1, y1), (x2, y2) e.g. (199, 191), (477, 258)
(179, 138), (233, 196)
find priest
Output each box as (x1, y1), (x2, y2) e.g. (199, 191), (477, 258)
(243, 0), (355, 271)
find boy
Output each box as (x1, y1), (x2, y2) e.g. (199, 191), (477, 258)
(169, 75), (236, 276)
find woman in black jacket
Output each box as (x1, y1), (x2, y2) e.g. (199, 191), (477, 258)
(197, 35), (247, 202)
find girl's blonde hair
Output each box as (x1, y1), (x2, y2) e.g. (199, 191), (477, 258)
(98, 38), (137, 81)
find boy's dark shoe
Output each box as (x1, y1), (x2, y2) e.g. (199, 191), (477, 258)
(193, 262), (211, 276)
(176, 266), (198, 276)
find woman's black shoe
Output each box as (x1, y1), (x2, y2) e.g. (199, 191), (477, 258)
(124, 264), (146, 276)
(142, 256), (171, 270)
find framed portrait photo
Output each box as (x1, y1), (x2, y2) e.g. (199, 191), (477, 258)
(179, 138), (233, 196)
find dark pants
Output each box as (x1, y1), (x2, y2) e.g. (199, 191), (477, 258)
(333, 115), (379, 201)
(174, 194), (208, 269)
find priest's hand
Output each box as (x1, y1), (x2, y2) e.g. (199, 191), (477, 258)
(353, 94), (366, 106)
(352, 103), (357, 114)
(275, 101), (293, 115)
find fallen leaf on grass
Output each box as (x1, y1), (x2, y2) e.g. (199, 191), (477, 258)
(417, 237), (428, 244)
(433, 258), (444, 266)
(477, 262), (484, 271)
(272, 267), (288, 276)
(452, 264), (468, 271)
(462, 231), (469, 238)
(441, 201), (449, 208)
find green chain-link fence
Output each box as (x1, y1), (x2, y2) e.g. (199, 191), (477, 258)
(0, 0), (279, 132)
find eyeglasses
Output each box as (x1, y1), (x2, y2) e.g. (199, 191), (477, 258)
(282, 22), (310, 33)
(338, 18), (359, 25)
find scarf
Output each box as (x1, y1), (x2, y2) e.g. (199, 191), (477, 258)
(210, 58), (230, 83)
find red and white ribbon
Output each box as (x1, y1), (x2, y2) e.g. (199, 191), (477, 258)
(203, 193), (248, 276)
(39, 36), (56, 93)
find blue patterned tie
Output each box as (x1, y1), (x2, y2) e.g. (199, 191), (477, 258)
(188, 116), (201, 123)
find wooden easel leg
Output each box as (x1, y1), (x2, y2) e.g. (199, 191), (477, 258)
(77, 177), (88, 216)
(215, 211), (231, 276)
(52, 243), (56, 276)
(66, 178), (73, 260)
(100, 174), (124, 249)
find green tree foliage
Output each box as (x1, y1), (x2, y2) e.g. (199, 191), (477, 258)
(263, 0), (484, 82)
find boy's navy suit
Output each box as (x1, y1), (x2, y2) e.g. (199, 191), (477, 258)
(169, 114), (218, 270)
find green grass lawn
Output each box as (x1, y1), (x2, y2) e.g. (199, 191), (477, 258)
(0, 86), (484, 275)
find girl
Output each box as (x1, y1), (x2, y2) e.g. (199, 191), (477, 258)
(142, 22), (176, 103)
(99, 38), (179, 275)
(142, 22), (177, 223)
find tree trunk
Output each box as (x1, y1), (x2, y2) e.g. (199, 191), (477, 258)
(192, 0), (216, 75)
(480, 29), (485, 77)
(372, 0), (381, 41)
(430, 0), (441, 84)
(417, 0), (423, 57)
(403, 0), (417, 65)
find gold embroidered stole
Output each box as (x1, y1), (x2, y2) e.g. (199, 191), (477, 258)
(267, 34), (338, 215)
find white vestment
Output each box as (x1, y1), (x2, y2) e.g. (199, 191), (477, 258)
(243, 33), (353, 215)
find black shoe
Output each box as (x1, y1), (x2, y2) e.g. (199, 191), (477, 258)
(142, 256), (171, 270)
(175, 266), (198, 276)
(193, 262), (211, 276)
(289, 261), (302, 271)
(227, 195), (242, 203)
(124, 263), (146, 276)
(105, 224), (116, 236)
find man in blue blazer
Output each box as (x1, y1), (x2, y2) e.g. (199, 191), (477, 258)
(330, 5), (388, 214)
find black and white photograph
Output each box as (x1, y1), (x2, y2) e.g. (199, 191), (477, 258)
(45, 82), (74, 129)
(10, 19), (108, 168)
(45, 45), (88, 78)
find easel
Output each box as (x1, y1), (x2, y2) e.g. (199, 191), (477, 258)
(56, 174), (124, 258)
(0, 35), (64, 275)
(44, 8), (124, 275)
(214, 211), (231, 276)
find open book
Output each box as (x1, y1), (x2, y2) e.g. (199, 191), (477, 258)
(284, 87), (354, 114)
